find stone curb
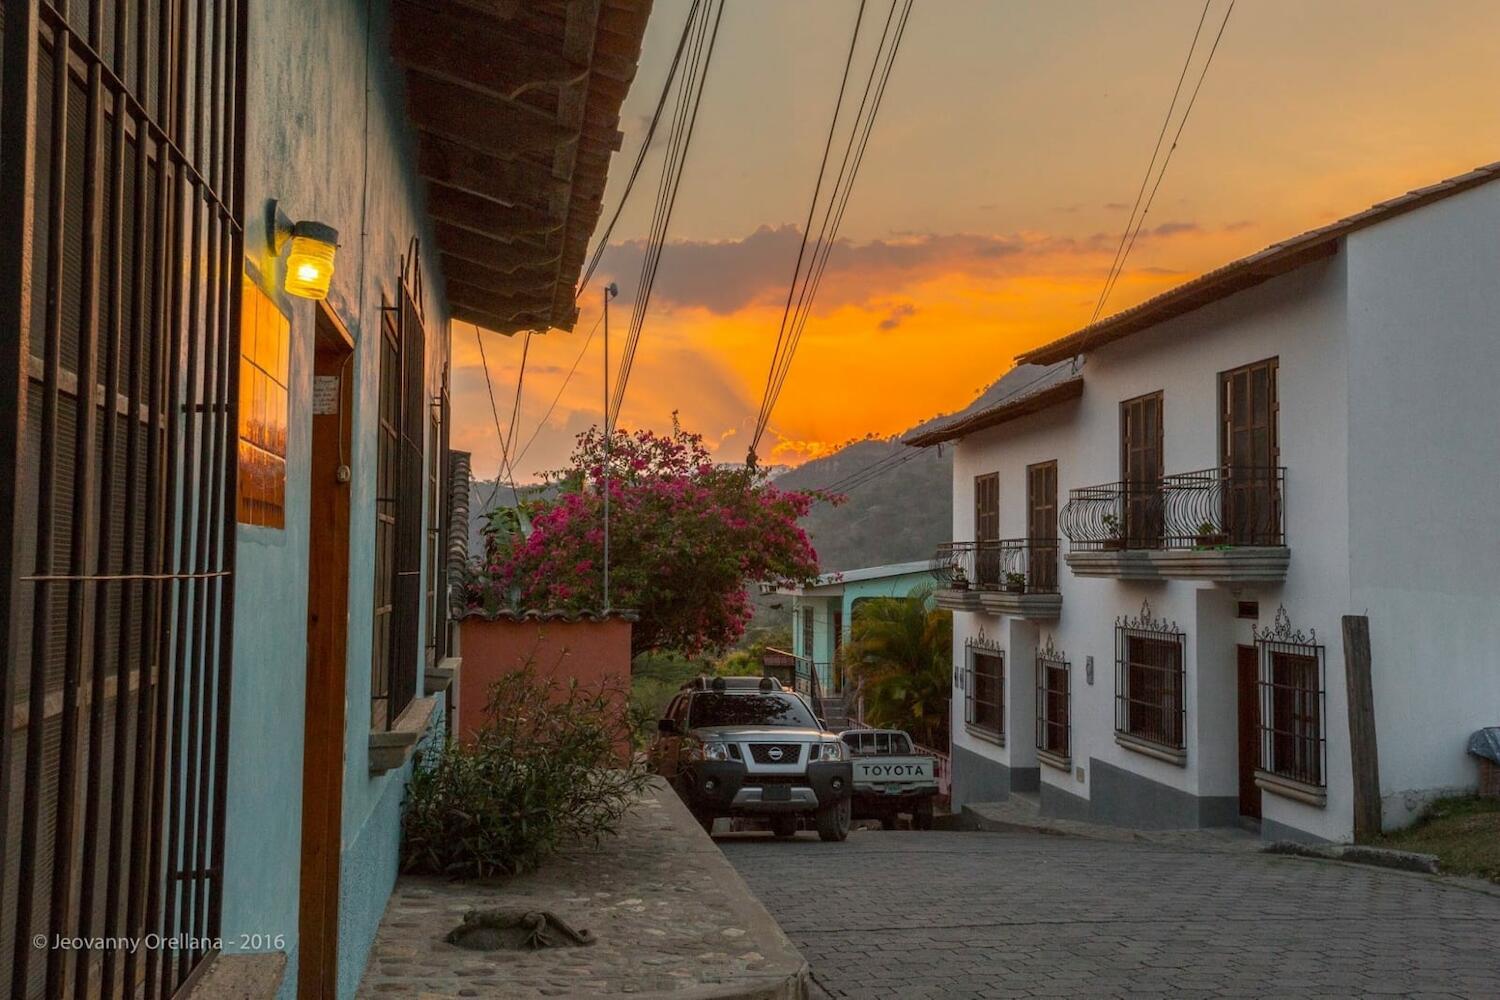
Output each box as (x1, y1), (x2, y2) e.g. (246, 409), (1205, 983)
(646, 778), (812, 1000)
(1263, 839), (1440, 874)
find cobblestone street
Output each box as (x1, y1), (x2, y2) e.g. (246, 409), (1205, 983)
(721, 829), (1500, 999)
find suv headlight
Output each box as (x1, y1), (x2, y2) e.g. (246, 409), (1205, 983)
(684, 740), (731, 762)
(814, 739), (846, 762)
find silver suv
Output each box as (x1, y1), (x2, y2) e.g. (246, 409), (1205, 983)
(648, 677), (853, 841)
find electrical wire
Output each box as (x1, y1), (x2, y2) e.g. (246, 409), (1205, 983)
(474, 325), (523, 513)
(608, 0), (724, 430)
(511, 309), (604, 470)
(1089, 1), (1211, 326)
(1092, 0), (1235, 323)
(504, 330), (532, 459)
(749, 0), (913, 461)
(578, 0), (704, 296)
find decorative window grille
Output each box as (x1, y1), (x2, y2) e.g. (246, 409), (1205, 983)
(236, 277), (289, 527)
(963, 632), (1004, 739)
(0, 2), (247, 995)
(1255, 606), (1325, 787)
(1035, 635), (1070, 761)
(371, 244), (427, 729)
(1114, 600), (1186, 751)
(801, 607), (814, 662)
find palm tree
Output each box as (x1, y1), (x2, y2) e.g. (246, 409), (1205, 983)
(844, 587), (952, 750)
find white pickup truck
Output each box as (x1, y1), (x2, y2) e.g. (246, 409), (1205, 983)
(839, 728), (939, 830)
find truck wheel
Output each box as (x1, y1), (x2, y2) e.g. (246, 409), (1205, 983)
(816, 797), (851, 842)
(770, 815), (798, 839)
(913, 799), (934, 831)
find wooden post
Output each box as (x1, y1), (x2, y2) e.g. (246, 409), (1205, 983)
(1342, 615), (1382, 840)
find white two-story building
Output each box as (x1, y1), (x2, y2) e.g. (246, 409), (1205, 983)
(907, 162), (1500, 844)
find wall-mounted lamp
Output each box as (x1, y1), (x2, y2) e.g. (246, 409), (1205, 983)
(267, 199), (339, 300)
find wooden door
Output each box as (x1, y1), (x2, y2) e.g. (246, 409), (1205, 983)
(974, 473), (1000, 587)
(1120, 393), (1163, 546)
(299, 306), (355, 999)
(1221, 359), (1279, 544)
(1027, 461), (1058, 591)
(1236, 644), (1262, 820)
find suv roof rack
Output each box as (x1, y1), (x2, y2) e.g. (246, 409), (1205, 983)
(680, 675), (784, 693)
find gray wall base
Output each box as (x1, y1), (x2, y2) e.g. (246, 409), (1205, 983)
(1088, 758), (1241, 830)
(951, 743), (1017, 809)
(1039, 779), (1091, 822)
(1261, 815), (1331, 845)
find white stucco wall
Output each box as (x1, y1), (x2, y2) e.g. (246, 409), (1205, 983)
(1343, 181), (1500, 827)
(950, 252), (1357, 840)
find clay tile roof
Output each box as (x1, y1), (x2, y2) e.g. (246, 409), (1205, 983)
(903, 367), (1083, 447)
(1018, 161), (1500, 366)
(391, 0), (654, 335)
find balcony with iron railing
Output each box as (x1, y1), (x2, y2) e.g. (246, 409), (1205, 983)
(1058, 466), (1289, 583)
(930, 538), (1062, 619)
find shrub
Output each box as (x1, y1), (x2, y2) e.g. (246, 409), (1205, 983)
(401, 668), (650, 880)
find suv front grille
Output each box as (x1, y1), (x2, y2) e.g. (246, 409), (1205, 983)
(748, 743), (802, 764)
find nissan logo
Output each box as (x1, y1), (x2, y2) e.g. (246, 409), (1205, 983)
(767, 747), (784, 761)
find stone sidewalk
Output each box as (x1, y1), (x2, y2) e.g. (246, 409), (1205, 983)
(357, 778), (809, 999)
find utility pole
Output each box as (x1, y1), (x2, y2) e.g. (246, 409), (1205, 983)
(602, 283), (617, 610)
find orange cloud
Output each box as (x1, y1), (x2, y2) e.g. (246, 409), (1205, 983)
(455, 218), (1261, 485)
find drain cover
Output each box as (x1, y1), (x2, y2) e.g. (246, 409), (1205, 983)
(445, 909), (597, 951)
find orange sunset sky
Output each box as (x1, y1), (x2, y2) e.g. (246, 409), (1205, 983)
(451, 0), (1500, 484)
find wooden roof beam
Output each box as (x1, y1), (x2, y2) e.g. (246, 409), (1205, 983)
(440, 254), (558, 298)
(404, 74), (576, 158)
(391, 0), (589, 100)
(417, 136), (566, 212)
(448, 280), (556, 319)
(426, 183), (564, 240)
(434, 222), (563, 273)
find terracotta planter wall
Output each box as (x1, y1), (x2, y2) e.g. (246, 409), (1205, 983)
(456, 614), (634, 751)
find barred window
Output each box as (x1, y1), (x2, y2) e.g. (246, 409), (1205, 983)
(1036, 639), (1070, 762)
(1114, 601), (1185, 752)
(963, 636), (1004, 739)
(1256, 607), (1325, 788)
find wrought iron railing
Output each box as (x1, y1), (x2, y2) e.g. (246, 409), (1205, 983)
(930, 538), (1060, 594)
(1060, 466), (1284, 552)
(765, 648), (826, 720)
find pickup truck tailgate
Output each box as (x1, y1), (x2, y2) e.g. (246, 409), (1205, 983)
(851, 755), (937, 790)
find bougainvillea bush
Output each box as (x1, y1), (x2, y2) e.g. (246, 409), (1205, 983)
(467, 421), (831, 657)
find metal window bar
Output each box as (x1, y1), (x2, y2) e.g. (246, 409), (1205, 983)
(1114, 626), (1186, 751)
(372, 245), (427, 731)
(1035, 648), (1070, 759)
(931, 538), (1059, 594)
(0, 1), (246, 996)
(964, 644), (1003, 738)
(1257, 639), (1326, 788)
(1061, 467), (1284, 552)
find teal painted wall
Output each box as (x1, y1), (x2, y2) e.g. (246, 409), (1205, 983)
(792, 569), (934, 690)
(222, 1), (448, 996)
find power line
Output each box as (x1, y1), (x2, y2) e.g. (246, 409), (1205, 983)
(474, 325), (524, 513)
(505, 330), (532, 459)
(609, 0), (724, 430)
(754, 0), (870, 454)
(1090, 0), (1212, 325)
(1092, 0), (1236, 323)
(578, 0), (703, 296)
(511, 309), (604, 470)
(749, 0), (913, 462)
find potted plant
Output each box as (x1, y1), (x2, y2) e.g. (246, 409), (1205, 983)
(1003, 571), (1027, 594)
(1100, 513), (1123, 551)
(950, 564), (970, 591)
(1194, 520), (1228, 548)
